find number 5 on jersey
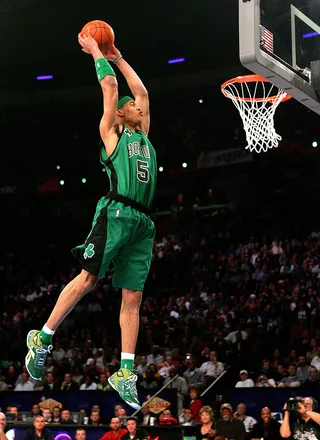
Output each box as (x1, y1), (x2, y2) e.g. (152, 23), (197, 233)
(137, 160), (149, 183)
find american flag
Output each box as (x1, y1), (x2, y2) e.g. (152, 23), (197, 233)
(260, 25), (274, 53)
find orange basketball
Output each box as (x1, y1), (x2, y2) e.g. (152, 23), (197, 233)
(81, 20), (115, 54)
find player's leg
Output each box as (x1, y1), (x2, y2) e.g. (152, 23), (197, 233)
(26, 197), (115, 381)
(108, 213), (155, 410)
(26, 270), (97, 380)
(120, 289), (143, 360)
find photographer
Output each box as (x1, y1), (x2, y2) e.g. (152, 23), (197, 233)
(280, 398), (320, 439)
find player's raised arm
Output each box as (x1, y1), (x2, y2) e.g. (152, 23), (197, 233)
(105, 46), (150, 136)
(78, 33), (119, 156)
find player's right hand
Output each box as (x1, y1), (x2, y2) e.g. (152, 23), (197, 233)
(78, 31), (99, 55)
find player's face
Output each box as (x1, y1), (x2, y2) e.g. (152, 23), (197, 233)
(122, 100), (143, 126)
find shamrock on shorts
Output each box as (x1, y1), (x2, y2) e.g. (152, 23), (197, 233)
(84, 243), (95, 259)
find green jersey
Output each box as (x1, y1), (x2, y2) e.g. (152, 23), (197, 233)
(100, 126), (157, 209)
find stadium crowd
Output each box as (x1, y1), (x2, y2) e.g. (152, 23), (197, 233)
(1, 199), (320, 429)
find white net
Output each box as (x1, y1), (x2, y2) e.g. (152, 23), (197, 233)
(222, 77), (290, 153)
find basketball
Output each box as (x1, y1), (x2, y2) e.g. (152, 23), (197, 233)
(81, 20), (115, 54)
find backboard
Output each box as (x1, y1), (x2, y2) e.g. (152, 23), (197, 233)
(239, 0), (320, 115)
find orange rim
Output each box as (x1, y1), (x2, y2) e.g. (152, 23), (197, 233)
(221, 74), (292, 103)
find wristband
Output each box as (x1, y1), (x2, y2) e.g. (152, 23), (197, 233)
(95, 58), (116, 82)
(114, 54), (123, 64)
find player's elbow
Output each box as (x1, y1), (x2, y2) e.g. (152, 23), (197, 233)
(100, 76), (118, 91)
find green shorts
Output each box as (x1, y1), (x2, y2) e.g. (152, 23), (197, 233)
(72, 196), (155, 291)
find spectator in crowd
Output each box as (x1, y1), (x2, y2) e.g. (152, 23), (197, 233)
(255, 372), (276, 388)
(179, 408), (197, 426)
(235, 370), (254, 388)
(117, 408), (127, 426)
(246, 407), (281, 440)
(306, 339), (318, 363)
(114, 406), (123, 418)
(73, 367), (84, 386)
(89, 411), (101, 426)
(59, 373), (79, 392)
(274, 365), (287, 385)
(52, 407), (61, 424)
(216, 403), (246, 440)
(22, 416), (53, 440)
(7, 407), (19, 423)
(137, 356), (148, 379)
(0, 375), (8, 392)
(97, 373), (111, 391)
(31, 404), (41, 417)
(296, 356), (310, 383)
(188, 387), (202, 424)
(147, 346), (164, 366)
(278, 364), (301, 388)
(42, 372), (57, 393)
(183, 358), (205, 388)
(158, 409), (178, 425)
(195, 406), (216, 440)
(52, 342), (66, 365)
(163, 367), (188, 417)
(100, 417), (127, 440)
(14, 373), (34, 391)
(140, 404), (153, 427)
(140, 368), (159, 390)
(233, 403), (257, 432)
(158, 356), (174, 379)
(199, 351), (224, 381)
(60, 409), (75, 424)
(311, 346), (320, 371)
(80, 375), (97, 391)
(5, 367), (17, 391)
(120, 418), (148, 440)
(280, 398), (320, 439)
(0, 412), (15, 440)
(41, 409), (52, 423)
(304, 367), (320, 389)
(75, 429), (87, 440)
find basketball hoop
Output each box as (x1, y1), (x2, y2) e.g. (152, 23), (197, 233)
(221, 74), (292, 153)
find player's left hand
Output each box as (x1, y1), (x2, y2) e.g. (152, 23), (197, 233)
(78, 31), (99, 54)
(104, 45), (121, 62)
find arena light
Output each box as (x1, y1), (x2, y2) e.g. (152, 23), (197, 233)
(159, 166), (164, 172)
(60, 180), (65, 185)
(199, 99), (203, 104)
(182, 162), (187, 168)
(168, 58), (185, 64)
(102, 168), (106, 172)
(56, 165), (60, 170)
(82, 178), (87, 183)
(312, 141), (318, 148)
(36, 75), (54, 80)
(303, 31), (319, 39)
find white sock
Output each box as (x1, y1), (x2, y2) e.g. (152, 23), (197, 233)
(42, 324), (55, 335)
(121, 352), (135, 360)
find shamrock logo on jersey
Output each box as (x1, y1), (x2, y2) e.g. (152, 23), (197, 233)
(84, 243), (95, 259)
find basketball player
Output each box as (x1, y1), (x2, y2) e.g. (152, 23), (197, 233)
(25, 31), (157, 411)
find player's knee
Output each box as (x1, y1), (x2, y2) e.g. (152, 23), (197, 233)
(122, 289), (142, 309)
